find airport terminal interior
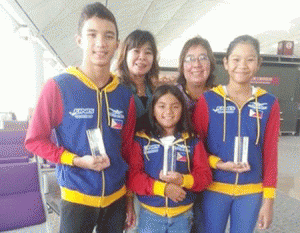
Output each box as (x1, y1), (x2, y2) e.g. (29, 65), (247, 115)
(1, 0), (300, 232)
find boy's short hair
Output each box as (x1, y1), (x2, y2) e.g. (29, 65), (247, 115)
(78, 2), (119, 39)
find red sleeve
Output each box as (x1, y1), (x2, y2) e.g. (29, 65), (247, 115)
(190, 140), (213, 192)
(127, 140), (156, 195)
(121, 96), (136, 163)
(262, 99), (280, 188)
(192, 95), (209, 139)
(25, 79), (65, 163)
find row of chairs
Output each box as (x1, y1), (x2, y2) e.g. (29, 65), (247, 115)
(0, 129), (32, 164)
(0, 126), (59, 232)
(0, 161), (50, 232)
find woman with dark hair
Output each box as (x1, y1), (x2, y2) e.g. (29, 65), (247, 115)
(116, 29), (159, 232)
(177, 36), (216, 111)
(116, 29), (159, 131)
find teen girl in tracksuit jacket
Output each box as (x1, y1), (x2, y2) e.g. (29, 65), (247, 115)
(193, 85), (280, 232)
(25, 66), (136, 208)
(192, 35), (280, 233)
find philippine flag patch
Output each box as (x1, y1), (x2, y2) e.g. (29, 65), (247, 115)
(249, 109), (263, 119)
(111, 118), (123, 130)
(177, 152), (187, 162)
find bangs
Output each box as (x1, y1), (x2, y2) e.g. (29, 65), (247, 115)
(127, 34), (155, 53)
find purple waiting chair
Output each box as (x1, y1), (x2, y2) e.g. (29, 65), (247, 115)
(0, 156), (29, 164)
(0, 162), (50, 232)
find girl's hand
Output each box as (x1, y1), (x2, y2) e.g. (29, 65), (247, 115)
(125, 195), (136, 229)
(165, 183), (186, 203)
(216, 161), (250, 173)
(159, 171), (183, 186)
(257, 199), (274, 230)
(73, 155), (110, 171)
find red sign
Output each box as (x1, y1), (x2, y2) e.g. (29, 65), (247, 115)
(251, 76), (280, 86)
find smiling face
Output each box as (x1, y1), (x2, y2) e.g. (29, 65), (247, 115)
(224, 42), (261, 85)
(126, 42), (154, 79)
(76, 16), (118, 68)
(183, 45), (211, 87)
(153, 93), (182, 136)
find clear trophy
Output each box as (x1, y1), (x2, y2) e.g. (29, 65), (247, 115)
(233, 136), (249, 164)
(160, 136), (176, 176)
(86, 128), (108, 158)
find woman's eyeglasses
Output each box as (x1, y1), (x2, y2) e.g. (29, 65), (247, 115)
(184, 55), (210, 64)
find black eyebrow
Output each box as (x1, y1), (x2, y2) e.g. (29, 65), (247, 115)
(105, 30), (116, 35)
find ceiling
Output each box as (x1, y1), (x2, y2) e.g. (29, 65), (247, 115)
(3, 0), (300, 68)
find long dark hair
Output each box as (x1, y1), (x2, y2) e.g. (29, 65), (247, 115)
(116, 29), (159, 88)
(147, 84), (194, 137)
(177, 36), (216, 88)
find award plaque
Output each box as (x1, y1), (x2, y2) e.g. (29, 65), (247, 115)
(160, 136), (176, 175)
(86, 128), (108, 158)
(234, 136), (249, 164)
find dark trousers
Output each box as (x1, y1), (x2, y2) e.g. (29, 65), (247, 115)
(59, 196), (126, 233)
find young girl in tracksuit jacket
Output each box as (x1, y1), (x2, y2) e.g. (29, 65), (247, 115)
(192, 35), (280, 233)
(127, 84), (212, 233)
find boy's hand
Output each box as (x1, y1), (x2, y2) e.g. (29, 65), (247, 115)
(159, 171), (183, 186)
(216, 161), (250, 173)
(73, 155), (110, 171)
(165, 183), (186, 203)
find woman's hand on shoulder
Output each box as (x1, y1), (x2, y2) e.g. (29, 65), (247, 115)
(216, 161), (250, 173)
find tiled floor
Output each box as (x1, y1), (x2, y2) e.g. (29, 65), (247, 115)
(46, 135), (300, 233)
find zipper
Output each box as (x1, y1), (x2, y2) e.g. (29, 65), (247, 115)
(224, 96), (255, 186)
(165, 196), (168, 217)
(97, 89), (105, 204)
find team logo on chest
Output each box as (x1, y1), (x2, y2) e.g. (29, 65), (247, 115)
(144, 144), (160, 154)
(69, 108), (95, 119)
(248, 102), (268, 111)
(212, 106), (236, 114)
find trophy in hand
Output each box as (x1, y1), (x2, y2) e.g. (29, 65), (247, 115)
(234, 136), (249, 164)
(160, 136), (176, 176)
(86, 128), (108, 159)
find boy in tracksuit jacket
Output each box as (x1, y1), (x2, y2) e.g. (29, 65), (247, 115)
(25, 3), (136, 233)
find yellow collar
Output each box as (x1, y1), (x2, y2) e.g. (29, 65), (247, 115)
(66, 66), (119, 92)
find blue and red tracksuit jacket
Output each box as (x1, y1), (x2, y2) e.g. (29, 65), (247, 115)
(25, 66), (136, 207)
(127, 131), (212, 217)
(192, 85), (280, 199)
